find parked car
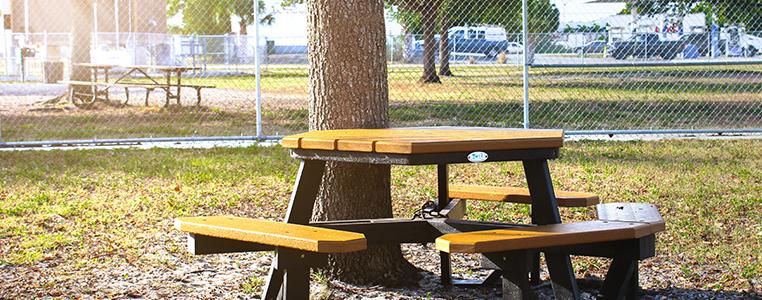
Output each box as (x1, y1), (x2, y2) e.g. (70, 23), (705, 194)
(505, 42), (524, 54)
(575, 40), (607, 55)
(609, 33), (684, 60)
(678, 33), (726, 57)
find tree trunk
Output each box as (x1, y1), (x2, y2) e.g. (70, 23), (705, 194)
(526, 34), (537, 65)
(70, 0), (92, 98)
(419, 2), (441, 83)
(306, 0), (421, 286)
(239, 20), (248, 35)
(438, 19), (453, 77)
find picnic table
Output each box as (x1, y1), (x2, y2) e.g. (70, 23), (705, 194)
(276, 127), (578, 294)
(175, 127), (665, 299)
(61, 63), (214, 107)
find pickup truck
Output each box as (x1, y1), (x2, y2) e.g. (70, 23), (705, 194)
(609, 33), (684, 60)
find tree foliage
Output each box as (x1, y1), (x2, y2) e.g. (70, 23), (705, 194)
(391, 0), (559, 34)
(168, 0), (271, 35)
(621, 0), (761, 31)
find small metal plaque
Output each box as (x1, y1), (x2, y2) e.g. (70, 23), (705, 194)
(467, 151), (488, 163)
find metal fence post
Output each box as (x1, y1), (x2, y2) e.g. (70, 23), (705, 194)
(43, 31), (48, 61)
(254, 0), (263, 139)
(521, 0), (530, 129)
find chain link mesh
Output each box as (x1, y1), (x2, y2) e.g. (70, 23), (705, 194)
(0, 0), (760, 143)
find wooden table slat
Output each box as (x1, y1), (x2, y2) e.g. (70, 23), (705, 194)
(282, 128), (564, 154)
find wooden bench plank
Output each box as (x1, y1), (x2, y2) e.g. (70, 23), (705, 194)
(175, 216), (367, 253)
(448, 185), (599, 207)
(436, 220), (665, 254)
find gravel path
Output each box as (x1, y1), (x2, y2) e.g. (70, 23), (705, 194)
(1, 229), (759, 299)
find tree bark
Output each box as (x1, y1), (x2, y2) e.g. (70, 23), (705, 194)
(306, 0), (421, 286)
(239, 20), (248, 35)
(70, 0), (92, 98)
(438, 19), (453, 77)
(419, 2), (441, 83)
(526, 34), (537, 65)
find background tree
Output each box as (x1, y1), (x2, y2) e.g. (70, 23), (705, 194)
(515, 0), (559, 63)
(392, 0), (559, 77)
(622, 1), (760, 31)
(306, 0), (420, 285)
(167, 0), (272, 35)
(389, 0), (444, 83)
(438, 0), (454, 76)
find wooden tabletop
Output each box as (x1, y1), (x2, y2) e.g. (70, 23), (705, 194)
(281, 127), (564, 154)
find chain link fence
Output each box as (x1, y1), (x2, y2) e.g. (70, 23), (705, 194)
(0, 0), (760, 145)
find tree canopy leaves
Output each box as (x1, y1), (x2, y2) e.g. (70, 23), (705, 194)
(622, 0), (761, 31)
(167, 0), (270, 35)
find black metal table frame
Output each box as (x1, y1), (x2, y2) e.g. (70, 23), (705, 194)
(250, 147), (585, 299)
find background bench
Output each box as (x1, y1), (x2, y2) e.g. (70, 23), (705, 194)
(60, 80), (215, 107)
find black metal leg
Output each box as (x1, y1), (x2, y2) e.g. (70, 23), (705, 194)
(601, 257), (637, 300)
(627, 263), (640, 300)
(486, 252), (536, 300)
(529, 208), (542, 286)
(261, 259), (284, 300)
(283, 267), (310, 300)
(261, 160), (326, 298)
(284, 160), (326, 224)
(437, 164), (454, 285)
(530, 252), (541, 285)
(440, 252), (452, 285)
(124, 88), (130, 105)
(436, 164), (449, 210)
(523, 159), (580, 299)
(544, 254), (579, 300)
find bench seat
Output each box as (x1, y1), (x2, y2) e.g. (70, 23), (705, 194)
(448, 185), (599, 207)
(175, 216), (366, 253)
(176, 216), (367, 300)
(436, 219), (664, 254)
(435, 203), (664, 299)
